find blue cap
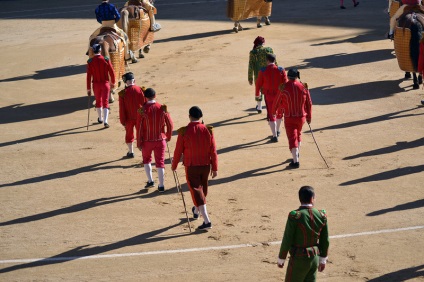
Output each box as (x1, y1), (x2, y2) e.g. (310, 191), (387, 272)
(92, 44), (101, 53)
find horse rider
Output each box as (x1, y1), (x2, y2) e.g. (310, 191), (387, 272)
(89, 0), (137, 63)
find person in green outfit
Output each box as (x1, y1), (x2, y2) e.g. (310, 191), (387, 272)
(248, 36), (276, 114)
(277, 186), (329, 281)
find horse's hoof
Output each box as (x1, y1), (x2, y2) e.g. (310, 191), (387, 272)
(139, 52), (145, 59)
(421, 100), (424, 105)
(405, 72), (412, 79)
(109, 98), (115, 103)
(132, 58), (138, 63)
(143, 46), (150, 53)
(233, 27), (238, 33)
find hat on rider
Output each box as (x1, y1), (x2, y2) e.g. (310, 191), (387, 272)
(189, 106), (203, 119)
(144, 88), (156, 98)
(402, 0), (420, 5)
(287, 68), (300, 80)
(92, 44), (101, 54)
(122, 72), (134, 83)
(253, 36), (265, 49)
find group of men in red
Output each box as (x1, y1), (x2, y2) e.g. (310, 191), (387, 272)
(250, 36), (313, 168)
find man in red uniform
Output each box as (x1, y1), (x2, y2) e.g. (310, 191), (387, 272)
(171, 106), (218, 230)
(137, 88), (173, 192)
(118, 72), (146, 158)
(255, 53), (288, 142)
(86, 44), (116, 128)
(273, 69), (312, 168)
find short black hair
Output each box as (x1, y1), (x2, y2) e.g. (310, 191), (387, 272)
(266, 53), (276, 63)
(298, 186), (315, 203)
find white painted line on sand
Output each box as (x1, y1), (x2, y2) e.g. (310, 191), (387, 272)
(0, 225), (423, 264)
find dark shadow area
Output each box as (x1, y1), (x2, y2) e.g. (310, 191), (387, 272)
(310, 79), (405, 105)
(211, 162), (286, 186)
(309, 107), (423, 132)
(311, 31), (387, 46)
(340, 164), (424, 186)
(0, 65), (86, 83)
(217, 137), (269, 155)
(344, 137), (424, 160)
(366, 265), (424, 281)
(0, 189), (178, 226)
(0, 218), (194, 274)
(154, 29), (244, 44)
(301, 49), (394, 69)
(366, 199), (424, 216)
(0, 97), (90, 125)
(0, 158), (136, 189)
(0, 126), (90, 148)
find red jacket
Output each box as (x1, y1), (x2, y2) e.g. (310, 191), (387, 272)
(137, 101), (173, 146)
(172, 121), (218, 172)
(86, 55), (116, 90)
(119, 85), (146, 125)
(255, 63), (288, 97)
(273, 80), (312, 123)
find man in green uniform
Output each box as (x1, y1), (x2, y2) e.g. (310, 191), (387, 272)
(248, 36), (276, 114)
(277, 186), (329, 281)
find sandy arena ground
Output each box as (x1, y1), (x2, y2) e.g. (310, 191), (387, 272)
(0, 0), (423, 281)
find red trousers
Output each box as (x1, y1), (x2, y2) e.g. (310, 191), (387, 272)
(124, 120), (138, 143)
(264, 94), (283, 121)
(185, 165), (210, 207)
(93, 82), (110, 109)
(141, 140), (166, 168)
(284, 117), (305, 149)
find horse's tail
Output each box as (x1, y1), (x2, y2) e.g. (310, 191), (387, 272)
(410, 13), (424, 70)
(119, 8), (129, 34)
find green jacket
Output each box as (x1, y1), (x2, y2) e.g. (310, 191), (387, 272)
(279, 207), (329, 258)
(248, 46), (276, 84)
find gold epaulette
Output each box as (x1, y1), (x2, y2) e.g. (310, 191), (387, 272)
(206, 125), (214, 135)
(279, 83), (286, 92)
(289, 210), (301, 220)
(118, 89), (126, 98)
(178, 126), (187, 136)
(141, 86), (146, 91)
(137, 107), (144, 115)
(302, 82), (309, 90)
(161, 104), (168, 113)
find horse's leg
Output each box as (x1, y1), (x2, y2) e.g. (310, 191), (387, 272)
(233, 21), (239, 33)
(405, 72), (412, 79)
(143, 44), (151, 53)
(139, 49), (145, 58)
(413, 72), (419, 89)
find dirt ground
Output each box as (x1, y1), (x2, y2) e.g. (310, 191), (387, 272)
(0, 0), (423, 281)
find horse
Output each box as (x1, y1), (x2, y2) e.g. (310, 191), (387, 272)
(117, 5), (155, 59)
(89, 27), (126, 103)
(394, 6), (424, 89)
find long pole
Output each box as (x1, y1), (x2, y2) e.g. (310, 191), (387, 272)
(86, 96), (91, 131)
(166, 142), (192, 232)
(308, 123), (329, 169)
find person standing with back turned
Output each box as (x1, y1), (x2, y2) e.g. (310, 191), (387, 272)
(171, 106), (218, 230)
(277, 186), (329, 282)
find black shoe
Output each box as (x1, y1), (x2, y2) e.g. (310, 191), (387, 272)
(192, 206), (199, 220)
(354, 2), (359, 7)
(97, 118), (103, 124)
(421, 100), (424, 105)
(256, 105), (262, 114)
(277, 131), (281, 137)
(413, 83), (420, 90)
(104, 123), (110, 128)
(158, 186), (165, 193)
(144, 181), (155, 189)
(340, 5), (346, 9)
(126, 152), (134, 158)
(271, 136), (278, 143)
(197, 222), (212, 230)
(405, 72), (412, 79)
(289, 161), (300, 168)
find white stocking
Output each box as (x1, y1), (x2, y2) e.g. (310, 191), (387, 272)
(291, 148), (299, 163)
(198, 204), (210, 224)
(157, 167), (165, 187)
(268, 121), (277, 137)
(144, 163), (153, 182)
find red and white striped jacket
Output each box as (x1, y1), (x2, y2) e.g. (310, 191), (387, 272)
(86, 54), (116, 90)
(137, 101), (173, 144)
(171, 121), (218, 172)
(118, 85), (146, 125)
(273, 80), (312, 122)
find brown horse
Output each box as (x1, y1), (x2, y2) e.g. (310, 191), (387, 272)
(89, 27), (126, 102)
(117, 5), (155, 58)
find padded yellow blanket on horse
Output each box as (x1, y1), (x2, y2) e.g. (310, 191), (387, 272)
(227, 0), (272, 21)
